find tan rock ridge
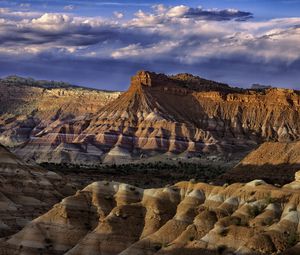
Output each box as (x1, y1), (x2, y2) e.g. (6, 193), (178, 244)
(0, 144), (75, 237)
(1, 71), (300, 165)
(219, 141), (300, 185)
(131, 70), (235, 92)
(0, 77), (121, 164)
(0, 77), (121, 147)
(3, 174), (300, 254)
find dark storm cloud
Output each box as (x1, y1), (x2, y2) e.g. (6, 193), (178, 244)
(0, 11), (165, 49)
(184, 8), (253, 21)
(0, 52), (299, 91)
(0, 5), (299, 90)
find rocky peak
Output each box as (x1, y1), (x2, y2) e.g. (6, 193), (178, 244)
(130, 70), (237, 93)
(130, 70), (170, 90)
(131, 70), (152, 87)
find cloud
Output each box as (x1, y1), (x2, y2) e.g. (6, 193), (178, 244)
(129, 5), (253, 28)
(113, 11), (124, 19)
(0, 5), (299, 89)
(19, 3), (31, 8)
(111, 41), (180, 60)
(63, 5), (75, 11)
(133, 5), (253, 24)
(0, 7), (40, 20)
(166, 5), (190, 18)
(184, 7), (253, 21)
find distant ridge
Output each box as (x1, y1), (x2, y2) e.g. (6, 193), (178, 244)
(251, 84), (273, 90)
(0, 75), (117, 92)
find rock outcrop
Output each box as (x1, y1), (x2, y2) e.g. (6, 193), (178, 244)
(3, 175), (300, 254)
(0, 77), (121, 164)
(220, 141), (300, 185)
(1, 71), (300, 165)
(0, 145), (75, 237)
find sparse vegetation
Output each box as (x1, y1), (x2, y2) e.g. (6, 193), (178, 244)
(217, 245), (227, 254)
(1, 75), (82, 90)
(262, 217), (274, 226)
(44, 238), (51, 244)
(104, 195), (113, 200)
(263, 193), (287, 205)
(189, 236), (195, 241)
(264, 193), (278, 204)
(41, 162), (228, 189)
(153, 243), (162, 251)
(287, 232), (299, 247)
(247, 205), (263, 218)
(218, 227), (228, 237)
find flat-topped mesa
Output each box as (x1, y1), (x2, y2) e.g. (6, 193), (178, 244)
(170, 72), (233, 91)
(131, 70), (151, 87)
(130, 70), (239, 93)
(130, 70), (170, 90)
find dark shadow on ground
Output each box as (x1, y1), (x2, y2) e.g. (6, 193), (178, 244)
(216, 163), (300, 186)
(41, 162), (229, 189)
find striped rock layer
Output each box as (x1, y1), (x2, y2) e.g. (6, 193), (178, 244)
(0, 145), (75, 237)
(3, 175), (300, 254)
(1, 71), (300, 164)
(219, 141), (300, 185)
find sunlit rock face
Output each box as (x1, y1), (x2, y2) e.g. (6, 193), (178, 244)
(0, 77), (121, 164)
(0, 78), (121, 146)
(1, 71), (300, 165)
(219, 141), (300, 185)
(0, 145), (75, 237)
(3, 176), (300, 254)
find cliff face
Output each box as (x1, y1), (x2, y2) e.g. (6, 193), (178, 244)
(3, 177), (300, 254)
(1, 71), (300, 164)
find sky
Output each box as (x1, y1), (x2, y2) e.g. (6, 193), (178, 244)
(0, 0), (300, 90)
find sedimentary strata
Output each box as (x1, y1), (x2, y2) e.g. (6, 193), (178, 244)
(3, 173), (300, 254)
(0, 145), (75, 237)
(1, 71), (300, 164)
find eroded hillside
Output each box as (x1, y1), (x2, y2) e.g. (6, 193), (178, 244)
(1, 71), (299, 165)
(2, 176), (300, 254)
(14, 71), (300, 165)
(0, 145), (75, 237)
(220, 141), (300, 185)
(0, 77), (121, 149)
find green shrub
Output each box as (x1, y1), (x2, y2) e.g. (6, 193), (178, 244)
(247, 205), (262, 218)
(287, 232), (299, 247)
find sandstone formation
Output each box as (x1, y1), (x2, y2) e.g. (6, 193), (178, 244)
(0, 145), (75, 237)
(1, 71), (300, 165)
(3, 174), (300, 254)
(220, 141), (300, 185)
(0, 76), (121, 163)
